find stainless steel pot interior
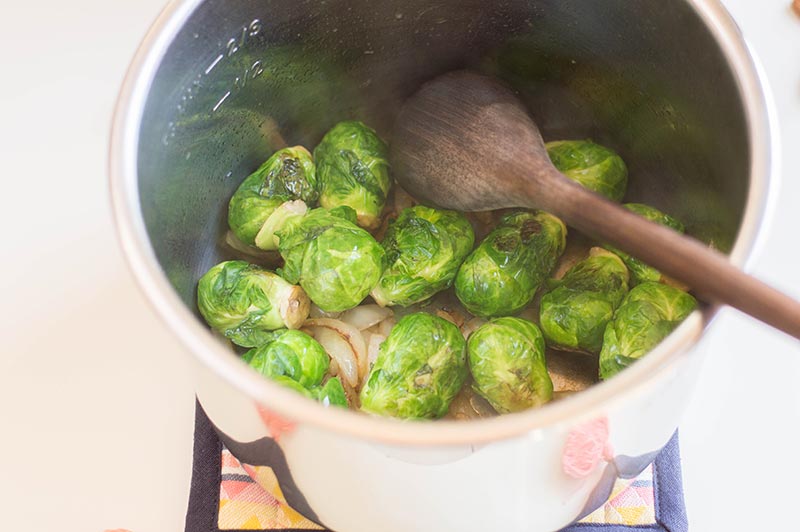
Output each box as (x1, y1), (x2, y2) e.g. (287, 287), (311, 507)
(112, 0), (773, 444)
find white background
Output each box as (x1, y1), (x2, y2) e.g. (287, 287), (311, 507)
(0, 0), (797, 530)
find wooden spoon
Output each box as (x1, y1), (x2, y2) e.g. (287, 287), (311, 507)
(391, 70), (800, 339)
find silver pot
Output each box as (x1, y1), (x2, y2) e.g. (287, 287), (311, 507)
(110, 0), (776, 530)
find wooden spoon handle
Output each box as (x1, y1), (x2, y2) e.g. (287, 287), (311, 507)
(530, 171), (800, 340)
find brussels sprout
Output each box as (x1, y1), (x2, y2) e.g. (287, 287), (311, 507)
(310, 376), (349, 408)
(197, 261), (310, 347)
(241, 329), (329, 388)
(467, 317), (553, 413)
(242, 330), (349, 407)
(268, 375), (316, 396)
(455, 211), (566, 317)
(371, 206), (475, 307)
(277, 206), (385, 312)
(360, 313), (467, 419)
(228, 146), (318, 249)
(599, 282), (697, 380)
(314, 121), (392, 229)
(603, 203), (685, 285)
(539, 248), (630, 353)
(545, 140), (628, 201)
(262, 376), (348, 408)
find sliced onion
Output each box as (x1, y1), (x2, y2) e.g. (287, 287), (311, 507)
(305, 318), (368, 384)
(306, 327), (359, 388)
(339, 304), (394, 331)
(328, 357), (340, 377)
(461, 317), (487, 339)
(436, 308), (465, 328)
(308, 304), (342, 319)
(367, 333), (386, 369)
(377, 316), (396, 337)
(393, 185), (417, 213)
(341, 377), (360, 409)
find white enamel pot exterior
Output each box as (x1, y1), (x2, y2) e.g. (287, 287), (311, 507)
(110, 0), (777, 530)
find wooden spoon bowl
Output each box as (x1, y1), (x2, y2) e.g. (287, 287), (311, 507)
(391, 71), (800, 339)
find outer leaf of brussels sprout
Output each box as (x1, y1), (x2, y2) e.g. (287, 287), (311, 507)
(467, 317), (553, 413)
(545, 140), (628, 201)
(269, 375), (315, 397)
(241, 329), (329, 388)
(314, 121), (391, 229)
(310, 376), (349, 408)
(371, 206), (475, 307)
(277, 206), (385, 312)
(599, 282), (697, 380)
(455, 211), (566, 317)
(197, 261), (310, 347)
(228, 146), (317, 247)
(360, 313), (467, 419)
(539, 248), (630, 353)
(604, 203), (685, 286)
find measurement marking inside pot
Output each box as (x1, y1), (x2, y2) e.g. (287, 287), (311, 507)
(165, 18), (265, 132)
(213, 91), (231, 112)
(205, 53), (224, 75)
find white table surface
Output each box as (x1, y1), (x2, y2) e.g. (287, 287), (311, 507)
(0, 1), (797, 531)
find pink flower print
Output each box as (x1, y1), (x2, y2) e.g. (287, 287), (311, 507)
(562, 416), (613, 479)
(256, 405), (296, 442)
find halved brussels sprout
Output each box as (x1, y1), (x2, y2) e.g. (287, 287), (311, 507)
(604, 203), (685, 286)
(545, 140), (628, 201)
(197, 260), (310, 347)
(277, 206), (385, 312)
(314, 121), (392, 229)
(455, 211), (566, 317)
(599, 282), (697, 380)
(467, 317), (553, 413)
(228, 146), (318, 249)
(360, 313), (467, 419)
(371, 206), (475, 307)
(540, 248), (630, 353)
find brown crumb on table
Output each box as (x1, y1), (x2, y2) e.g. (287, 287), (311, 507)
(794, 0), (800, 17)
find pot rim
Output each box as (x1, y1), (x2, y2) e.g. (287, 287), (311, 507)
(109, 0), (778, 446)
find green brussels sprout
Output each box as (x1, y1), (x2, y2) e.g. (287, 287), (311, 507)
(241, 329), (329, 388)
(314, 121), (391, 229)
(268, 375), (316, 396)
(599, 282), (697, 380)
(264, 376), (349, 408)
(310, 376), (349, 408)
(539, 248), (630, 354)
(360, 313), (467, 419)
(545, 140), (628, 201)
(455, 211), (566, 317)
(242, 330), (349, 408)
(228, 146), (317, 249)
(371, 206), (475, 307)
(603, 203), (685, 285)
(467, 317), (553, 413)
(277, 206), (385, 312)
(197, 261), (310, 347)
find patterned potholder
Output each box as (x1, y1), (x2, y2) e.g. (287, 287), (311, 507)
(186, 403), (687, 532)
